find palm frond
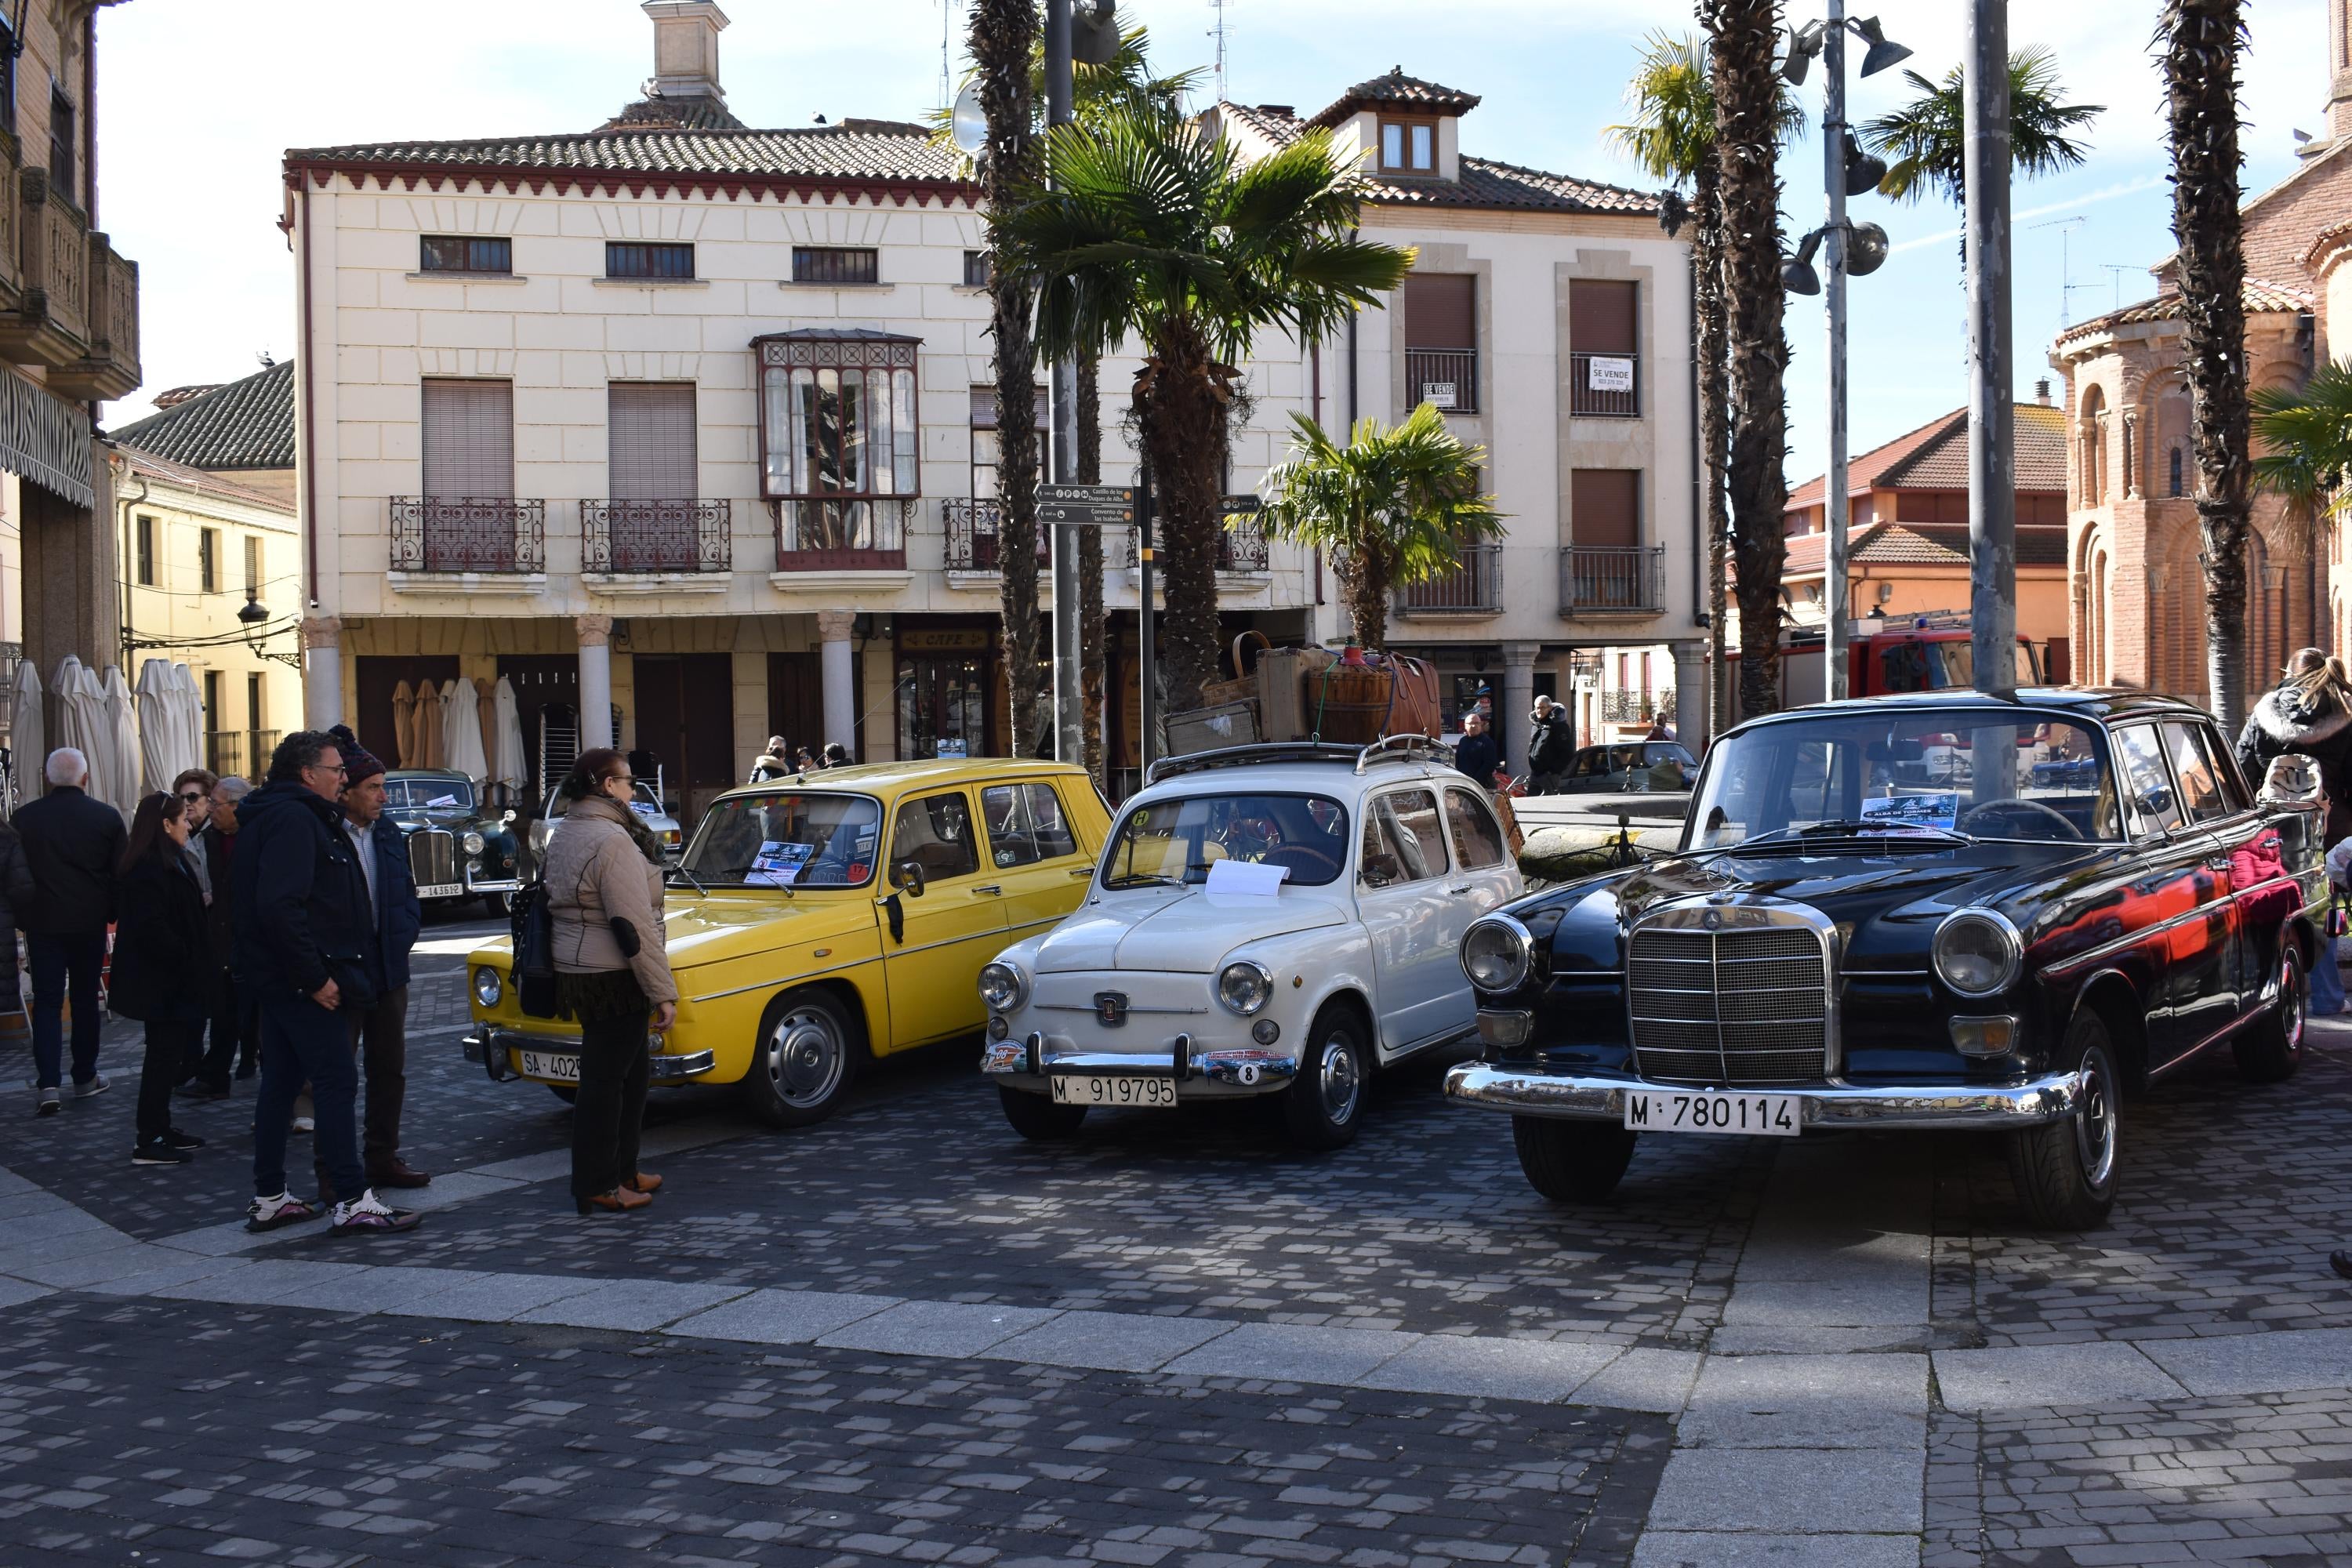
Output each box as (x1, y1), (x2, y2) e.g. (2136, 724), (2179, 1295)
(1859, 49), (2101, 206)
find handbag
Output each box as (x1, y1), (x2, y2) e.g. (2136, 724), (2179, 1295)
(511, 882), (561, 1018)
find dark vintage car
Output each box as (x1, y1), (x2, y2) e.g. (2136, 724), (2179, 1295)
(382, 769), (524, 915)
(1448, 690), (2326, 1230)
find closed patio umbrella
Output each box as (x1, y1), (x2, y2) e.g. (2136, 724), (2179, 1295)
(412, 678), (442, 769)
(491, 676), (528, 794)
(441, 676), (488, 783)
(9, 659), (42, 811)
(391, 680), (416, 768)
(475, 677), (498, 771)
(135, 658), (176, 792)
(98, 665), (141, 817)
(173, 662), (205, 778)
(51, 658), (103, 799)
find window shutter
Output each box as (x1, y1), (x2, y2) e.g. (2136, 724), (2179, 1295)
(1404, 274), (1475, 350)
(1569, 280), (1637, 355)
(608, 383), (698, 499)
(1571, 469), (1640, 548)
(421, 379), (514, 499)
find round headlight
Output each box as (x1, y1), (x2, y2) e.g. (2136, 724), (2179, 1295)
(978, 960), (1027, 1013)
(463, 830), (486, 855)
(1934, 909), (2022, 997)
(473, 965), (503, 1008)
(1461, 915), (1534, 993)
(1218, 960), (1272, 1015)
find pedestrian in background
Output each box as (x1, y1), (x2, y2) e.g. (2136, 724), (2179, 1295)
(749, 736), (792, 783)
(1526, 696), (1571, 796)
(0, 806), (35, 1025)
(543, 747), (677, 1216)
(326, 725), (429, 1192)
(234, 731), (419, 1236)
(169, 768), (224, 1097)
(109, 791), (211, 1166)
(2238, 649), (2352, 844)
(188, 775), (258, 1089)
(1453, 710), (1501, 789)
(793, 746), (817, 772)
(13, 746), (125, 1116)
(822, 742), (849, 768)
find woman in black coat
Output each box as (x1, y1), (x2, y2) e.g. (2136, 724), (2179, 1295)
(110, 792), (212, 1166)
(2236, 649), (2352, 844)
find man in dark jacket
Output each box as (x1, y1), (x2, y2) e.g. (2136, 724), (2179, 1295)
(326, 725), (428, 1189)
(234, 730), (419, 1236)
(13, 747), (125, 1114)
(1526, 696), (1573, 795)
(187, 776), (258, 1091)
(1454, 711), (1501, 788)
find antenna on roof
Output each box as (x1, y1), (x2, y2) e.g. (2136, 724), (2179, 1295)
(2027, 216), (2085, 327)
(2099, 263), (2135, 312)
(939, 0), (959, 112)
(1209, 0), (1231, 103)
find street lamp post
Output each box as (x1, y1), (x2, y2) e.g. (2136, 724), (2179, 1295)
(1965, 0), (2016, 697)
(1044, 0), (1083, 767)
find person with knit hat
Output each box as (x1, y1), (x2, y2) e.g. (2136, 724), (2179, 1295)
(323, 724), (429, 1192)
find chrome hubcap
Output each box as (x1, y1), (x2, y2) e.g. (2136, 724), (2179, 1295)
(2283, 956), (2307, 1055)
(2073, 1046), (2117, 1190)
(1319, 1036), (1361, 1124)
(768, 1011), (843, 1107)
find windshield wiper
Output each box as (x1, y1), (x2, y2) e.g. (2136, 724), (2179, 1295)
(666, 863), (711, 895)
(1733, 820), (1974, 851)
(1105, 873), (1181, 889)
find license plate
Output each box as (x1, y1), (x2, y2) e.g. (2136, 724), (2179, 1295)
(517, 1049), (582, 1082)
(418, 883), (464, 899)
(1623, 1089), (1801, 1137)
(1051, 1074), (1178, 1108)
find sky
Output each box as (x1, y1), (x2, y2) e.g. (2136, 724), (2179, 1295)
(93, 0), (2336, 488)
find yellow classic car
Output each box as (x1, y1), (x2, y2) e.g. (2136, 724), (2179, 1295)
(460, 758), (1112, 1127)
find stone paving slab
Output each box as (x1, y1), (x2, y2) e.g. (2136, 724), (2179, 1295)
(1160, 1319), (1418, 1385)
(1648, 1447), (1926, 1535)
(1933, 1341), (2189, 1412)
(983, 1306), (1236, 1372)
(1680, 1353), (1929, 1450)
(0, 1276), (53, 1308)
(1573, 1347), (1709, 1414)
(507, 1276), (746, 1331)
(663, 1286), (902, 1345)
(1632, 1532), (1922, 1567)
(1361, 1330), (1622, 1403)
(2139, 1326), (2352, 1399)
(370, 1265), (599, 1322)
(815, 1297), (1061, 1357)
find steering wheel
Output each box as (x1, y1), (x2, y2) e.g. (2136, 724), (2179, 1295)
(1957, 799), (2083, 841)
(1264, 844), (1341, 880)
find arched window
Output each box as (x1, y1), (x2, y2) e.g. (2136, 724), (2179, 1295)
(2079, 386), (2108, 505)
(2169, 446), (2184, 497)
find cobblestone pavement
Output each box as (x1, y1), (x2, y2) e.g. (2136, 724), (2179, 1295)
(10, 927), (2352, 1563)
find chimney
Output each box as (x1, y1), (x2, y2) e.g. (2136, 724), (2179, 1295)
(643, 1), (728, 107)
(2034, 378), (2052, 406)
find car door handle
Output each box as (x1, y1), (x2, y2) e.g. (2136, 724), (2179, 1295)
(975, 884), (1002, 895)
(1068, 867), (1093, 877)
(1448, 884), (1472, 895)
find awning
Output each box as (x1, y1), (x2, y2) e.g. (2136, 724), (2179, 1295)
(0, 367), (93, 509)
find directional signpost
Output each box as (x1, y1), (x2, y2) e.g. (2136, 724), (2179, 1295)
(1037, 484), (1135, 528)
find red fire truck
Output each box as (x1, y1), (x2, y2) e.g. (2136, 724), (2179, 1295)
(1777, 612), (2044, 709)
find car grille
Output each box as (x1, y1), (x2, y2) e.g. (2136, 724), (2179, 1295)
(408, 829), (459, 890)
(1628, 925), (1830, 1085)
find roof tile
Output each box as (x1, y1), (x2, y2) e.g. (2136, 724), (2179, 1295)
(1787, 403), (2065, 509)
(2055, 278), (2313, 346)
(109, 359), (296, 472)
(285, 123), (970, 190)
(1223, 101), (1657, 217)
(1308, 68), (1482, 128)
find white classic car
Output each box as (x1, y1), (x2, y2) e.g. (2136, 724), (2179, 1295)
(978, 738), (1524, 1148)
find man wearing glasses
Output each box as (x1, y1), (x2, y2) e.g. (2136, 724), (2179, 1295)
(229, 731), (420, 1236)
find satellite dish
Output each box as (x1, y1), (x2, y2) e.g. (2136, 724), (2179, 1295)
(1072, 0), (1121, 67)
(950, 80), (987, 155)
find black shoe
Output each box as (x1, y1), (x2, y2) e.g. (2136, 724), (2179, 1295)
(234, 1060), (257, 1081)
(132, 1140), (191, 1166)
(176, 1080), (230, 1102)
(163, 1127), (205, 1151)
(2332, 1250), (2352, 1282)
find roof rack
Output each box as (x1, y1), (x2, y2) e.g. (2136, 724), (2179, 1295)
(1144, 735), (1451, 786)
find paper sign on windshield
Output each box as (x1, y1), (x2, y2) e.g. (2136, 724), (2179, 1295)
(425, 794), (459, 808)
(1205, 859), (1289, 899)
(1861, 792), (1958, 831)
(748, 840), (815, 887)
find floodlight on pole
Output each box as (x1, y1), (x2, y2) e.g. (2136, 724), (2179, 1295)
(1842, 131), (1887, 197)
(949, 80), (987, 154)
(1782, 18), (1824, 85)
(1071, 0), (1120, 66)
(1781, 229), (1824, 296)
(1849, 15), (1911, 78)
(1846, 221), (1889, 277)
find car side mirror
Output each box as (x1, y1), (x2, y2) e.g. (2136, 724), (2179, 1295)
(890, 860), (927, 898)
(2260, 754), (2325, 807)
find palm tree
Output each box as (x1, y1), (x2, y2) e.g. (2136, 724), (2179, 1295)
(1258, 405), (1506, 653)
(1610, 37), (1802, 739)
(2158, 0), (2253, 727)
(1859, 48), (2102, 209)
(1702, 0), (1791, 718)
(993, 107), (1414, 710)
(2254, 363), (2352, 521)
(969, 0), (1045, 753)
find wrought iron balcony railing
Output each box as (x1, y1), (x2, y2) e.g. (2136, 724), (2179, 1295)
(389, 498), (547, 573)
(1559, 544), (1665, 616)
(1396, 543), (1503, 615)
(943, 497), (1048, 572)
(772, 497), (911, 571)
(1598, 691), (1654, 724)
(1405, 347), (1477, 413)
(1569, 351), (1641, 418)
(582, 499), (731, 573)
(205, 728), (279, 782)
(1122, 517), (1270, 573)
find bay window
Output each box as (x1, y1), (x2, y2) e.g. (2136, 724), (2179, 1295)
(755, 331), (921, 562)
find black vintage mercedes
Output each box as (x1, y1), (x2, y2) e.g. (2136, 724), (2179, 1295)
(382, 768), (524, 916)
(1447, 691), (2325, 1230)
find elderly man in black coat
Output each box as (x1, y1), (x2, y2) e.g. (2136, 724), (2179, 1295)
(12, 746), (125, 1115)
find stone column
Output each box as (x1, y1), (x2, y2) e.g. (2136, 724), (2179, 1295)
(299, 615), (343, 731)
(576, 613), (614, 753)
(1671, 641), (1708, 752)
(1501, 641), (1539, 778)
(816, 609), (856, 756)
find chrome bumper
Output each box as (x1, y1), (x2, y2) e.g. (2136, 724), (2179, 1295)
(1443, 1062), (2090, 1131)
(462, 1027), (717, 1086)
(980, 1031), (1299, 1090)
(465, 875), (521, 895)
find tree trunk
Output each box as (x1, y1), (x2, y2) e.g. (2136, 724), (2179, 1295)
(1137, 322), (1229, 713)
(973, 0), (1042, 756)
(1705, 0), (1791, 721)
(1077, 347), (1107, 789)
(1694, 158), (1733, 735)
(1348, 538), (1392, 653)
(2161, 0), (2252, 728)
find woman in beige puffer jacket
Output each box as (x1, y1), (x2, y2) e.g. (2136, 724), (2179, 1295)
(542, 748), (677, 1215)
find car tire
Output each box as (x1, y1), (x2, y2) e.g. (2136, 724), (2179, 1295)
(1282, 1007), (1369, 1151)
(741, 989), (861, 1129)
(2006, 1007), (2121, 1231)
(548, 1085), (577, 1105)
(2234, 942), (2307, 1084)
(1511, 1116), (1635, 1203)
(997, 1085), (1087, 1142)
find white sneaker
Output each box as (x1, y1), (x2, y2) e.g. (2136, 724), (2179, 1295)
(329, 1189), (419, 1235)
(245, 1191), (318, 1232)
(290, 1115), (314, 1134)
(74, 1075), (109, 1098)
